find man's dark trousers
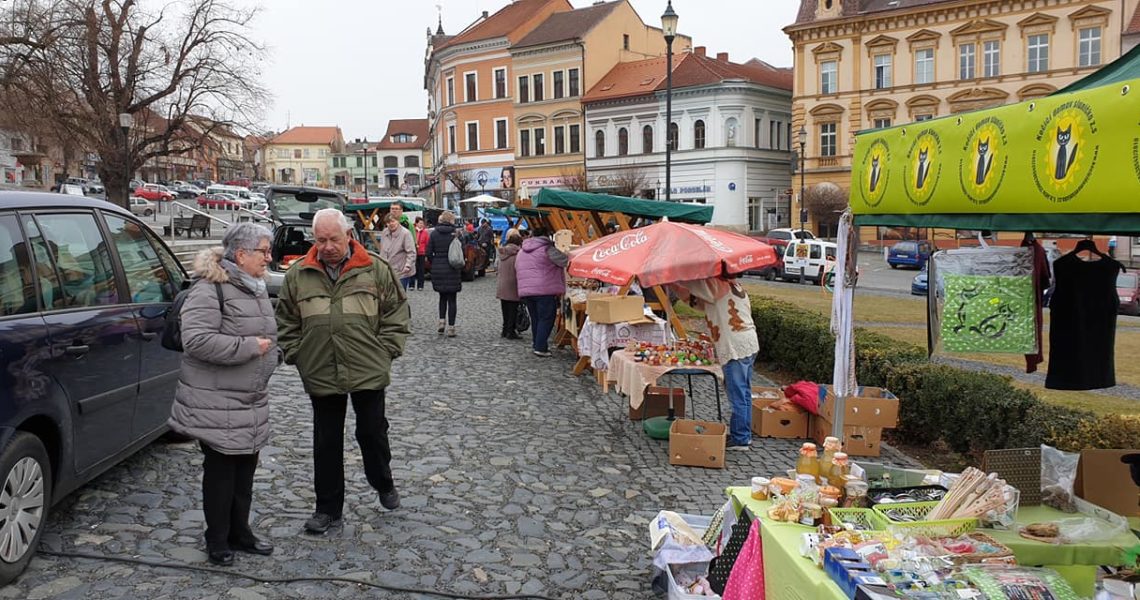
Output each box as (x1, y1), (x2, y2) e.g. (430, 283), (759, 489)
(309, 389), (394, 517)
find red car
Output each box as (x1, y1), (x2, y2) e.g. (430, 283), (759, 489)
(197, 193), (240, 209)
(133, 183), (175, 201)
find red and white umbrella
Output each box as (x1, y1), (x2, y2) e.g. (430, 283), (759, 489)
(567, 221), (778, 287)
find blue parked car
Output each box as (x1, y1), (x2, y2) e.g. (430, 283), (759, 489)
(888, 240), (934, 269)
(0, 191), (187, 583)
(911, 264), (929, 296)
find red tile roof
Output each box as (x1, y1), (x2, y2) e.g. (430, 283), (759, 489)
(269, 126), (342, 146)
(1127, 4), (1140, 35)
(583, 51), (792, 103)
(793, 0), (954, 26)
(514, 0), (623, 48)
(438, 0), (570, 50)
(377, 119), (430, 150)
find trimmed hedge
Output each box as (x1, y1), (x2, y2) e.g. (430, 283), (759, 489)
(750, 294), (1140, 454)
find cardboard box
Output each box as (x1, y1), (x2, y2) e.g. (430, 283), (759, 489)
(812, 415), (882, 457)
(751, 386), (785, 404)
(586, 293), (644, 324)
(1075, 449), (1140, 517)
(669, 419), (726, 469)
(753, 401), (809, 438)
(819, 386), (900, 428)
(630, 386), (686, 421)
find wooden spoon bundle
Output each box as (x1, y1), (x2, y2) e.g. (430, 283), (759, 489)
(926, 468), (1009, 521)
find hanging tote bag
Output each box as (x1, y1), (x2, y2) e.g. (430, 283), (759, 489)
(448, 235), (466, 270)
(516, 303), (531, 332)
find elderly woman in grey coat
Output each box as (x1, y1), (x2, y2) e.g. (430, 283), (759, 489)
(169, 223), (278, 567)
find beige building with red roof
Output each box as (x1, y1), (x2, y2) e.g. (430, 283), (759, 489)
(786, 0), (1137, 237)
(584, 47), (794, 231)
(264, 125), (345, 187)
(376, 118), (431, 196)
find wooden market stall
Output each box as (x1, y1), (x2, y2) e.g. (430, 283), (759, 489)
(342, 198), (426, 249)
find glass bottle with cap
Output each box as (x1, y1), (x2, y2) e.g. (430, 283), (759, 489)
(795, 443), (820, 484)
(820, 436), (841, 484)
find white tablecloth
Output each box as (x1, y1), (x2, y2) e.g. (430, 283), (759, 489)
(606, 349), (723, 411)
(576, 316), (669, 370)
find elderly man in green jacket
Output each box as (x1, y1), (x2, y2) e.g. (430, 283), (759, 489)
(276, 208), (411, 534)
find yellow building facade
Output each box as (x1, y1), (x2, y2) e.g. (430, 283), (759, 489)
(263, 126), (345, 188)
(785, 0), (1138, 239)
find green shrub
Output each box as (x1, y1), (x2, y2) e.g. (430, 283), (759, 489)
(749, 293), (1140, 454)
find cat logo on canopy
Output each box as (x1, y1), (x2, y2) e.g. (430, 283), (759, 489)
(1031, 100), (1099, 203)
(958, 116), (1008, 205)
(904, 129), (942, 206)
(857, 138), (890, 208)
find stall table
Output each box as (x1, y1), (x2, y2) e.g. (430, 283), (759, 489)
(607, 349), (722, 418)
(726, 487), (1136, 599)
(576, 315), (669, 371)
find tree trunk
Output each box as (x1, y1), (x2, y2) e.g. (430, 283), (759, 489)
(99, 161), (131, 209)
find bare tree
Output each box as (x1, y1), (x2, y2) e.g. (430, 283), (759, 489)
(804, 182), (848, 221)
(610, 165), (649, 198)
(445, 168), (472, 199)
(0, 0), (267, 206)
(559, 165), (589, 192)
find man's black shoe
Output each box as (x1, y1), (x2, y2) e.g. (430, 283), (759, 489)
(379, 489), (401, 510)
(207, 549), (234, 566)
(304, 512), (342, 534)
(231, 538), (274, 555)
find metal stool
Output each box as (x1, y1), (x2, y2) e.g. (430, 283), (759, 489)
(642, 368), (723, 440)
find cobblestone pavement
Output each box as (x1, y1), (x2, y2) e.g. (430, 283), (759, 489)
(9, 275), (918, 599)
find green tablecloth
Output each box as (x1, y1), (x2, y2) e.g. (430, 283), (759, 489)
(727, 487), (1137, 598)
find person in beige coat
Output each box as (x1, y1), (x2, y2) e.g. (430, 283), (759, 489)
(169, 223), (278, 567)
(378, 213), (416, 290)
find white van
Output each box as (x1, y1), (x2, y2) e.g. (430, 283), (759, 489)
(782, 239), (838, 284)
(206, 184), (252, 206)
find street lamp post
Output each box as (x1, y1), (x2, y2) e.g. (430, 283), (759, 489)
(118, 112), (134, 212)
(361, 138), (369, 199)
(798, 125), (808, 284)
(661, 1), (678, 203)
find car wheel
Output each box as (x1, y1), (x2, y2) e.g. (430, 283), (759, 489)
(889, 263), (898, 269)
(764, 269), (776, 281)
(0, 432), (51, 585)
(143, 209), (153, 217)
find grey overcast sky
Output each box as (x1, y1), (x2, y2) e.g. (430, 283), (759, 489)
(254, 0), (799, 141)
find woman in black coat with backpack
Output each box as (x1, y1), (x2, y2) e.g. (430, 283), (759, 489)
(425, 210), (462, 337)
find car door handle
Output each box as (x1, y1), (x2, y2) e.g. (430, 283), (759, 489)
(65, 344), (89, 356)
(137, 331), (158, 341)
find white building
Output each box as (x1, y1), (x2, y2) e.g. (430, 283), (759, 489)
(376, 119), (429, 197)
(583, 47), (794, 232)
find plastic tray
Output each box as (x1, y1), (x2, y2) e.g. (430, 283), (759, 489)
(857, 462), (930, 488)
(872, 501), (977, 538)
(868, 485), (948, 505)
(827, 508), (886, 531)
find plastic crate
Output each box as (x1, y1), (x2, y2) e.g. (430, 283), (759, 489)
(872, 501), (977, 538)
(857, 462), (930, 489)
(648, 512), (712, 550)
(868, 485), (948, 505)
(828, 508), (886, 531)
(665, 563), (721, 600)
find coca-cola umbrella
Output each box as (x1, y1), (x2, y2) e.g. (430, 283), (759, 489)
(567, 221), (778, 287)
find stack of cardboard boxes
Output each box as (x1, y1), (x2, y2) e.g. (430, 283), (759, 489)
(751, 385), (900, 457)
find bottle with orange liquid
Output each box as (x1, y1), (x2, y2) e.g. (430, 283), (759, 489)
(820, 436), (841, 484)
(795, 443), (820, 484)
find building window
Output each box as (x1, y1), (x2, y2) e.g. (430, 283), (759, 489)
(554, 125), (565, 154)
(404, 156), (419, 168)
(466, 122), (479, 151)
(1079, 27), (1101, 67)
(355, 156), (363, 168)
(293, 149), (302, 159)
(393, 133), (412, 143)
(754, 119), (762, 148)
(553, 71), (564, 99)
(494, 68), (507, 98)
(623, 34), (630, 50)
(533, 73), (544, 101)
(770, 120), (782, 150)
(372, 156), (377, 167)
(595, 130), (605, 157)
(303, 149), (311, 158)
(873, 54), (892, 89)
(1028, 34), (1049, 73)
(872, 118), (891, 129)
(915, 114), (933, 122)
(915, 48), (934, 85)
(959, 43), (976, 79)
(446, 77), (454, 105)
(819, 122), (837, 157)
(693, 120), (706, 149)
(725, 118), (738, 147)
(465, 72), (477, 102)
(383, 156), (398, 168)
(495, 119), (508, 150)
(569, 124), (581, 153)
(569, 68), (580, 97)
(667, 122), (678, 151)
(983, 41), (1000, 77)
(643, 125), (653, 153)
(447, 125), (456, 154)
(520, 130), (531, 157)
(618, 127), (629, 155)
(518, 76), (529, 103)
(820, 60), (837, 94)
(535, 128), (545, 156)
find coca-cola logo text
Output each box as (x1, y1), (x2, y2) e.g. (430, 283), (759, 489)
(592, 232), (648, 262)
(692, 228), (733, 254)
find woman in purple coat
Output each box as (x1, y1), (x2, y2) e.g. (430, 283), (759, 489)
(514, 228), (567, 357)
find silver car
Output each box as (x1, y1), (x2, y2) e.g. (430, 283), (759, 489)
(129, 196), (155, 217)
(265, 185), (347, 297)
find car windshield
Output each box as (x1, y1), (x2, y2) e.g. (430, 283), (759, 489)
(1119, 273), (1138, 288)
(270, 191), (342, 220)
(894, 242), (916, 252)
(793, 231), (813, 240)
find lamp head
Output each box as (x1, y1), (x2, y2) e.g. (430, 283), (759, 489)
(118, 112), (133, 130)
(661, 1), (678, 42)
(798, 125), (807, 148)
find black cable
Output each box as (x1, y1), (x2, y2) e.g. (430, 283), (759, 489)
(38, 549), (563, 600)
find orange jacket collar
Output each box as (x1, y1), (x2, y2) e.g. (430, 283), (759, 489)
(302, 238), (372, 274)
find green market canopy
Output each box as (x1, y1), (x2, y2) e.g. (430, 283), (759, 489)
(533, 189), (713, 224)
(849, 54), (1140, 234)
(342, 198), (425, 212)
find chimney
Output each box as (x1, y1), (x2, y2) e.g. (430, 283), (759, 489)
(482, 10), (489, 18)
(694, 46), (706, 57)
(717, 52), (729, 62)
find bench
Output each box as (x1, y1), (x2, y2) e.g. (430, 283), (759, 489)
(163, 214), (211, 237)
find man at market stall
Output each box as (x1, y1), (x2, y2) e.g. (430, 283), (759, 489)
(670, 275), (758, 449)
(276, 208), (411, 533)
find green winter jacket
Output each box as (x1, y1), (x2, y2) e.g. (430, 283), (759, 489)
(276, 239), (410, 396)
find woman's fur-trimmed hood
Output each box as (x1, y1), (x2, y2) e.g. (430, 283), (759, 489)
(192, 248), (231, 283)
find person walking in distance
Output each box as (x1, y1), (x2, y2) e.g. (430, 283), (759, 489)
(413, 217), (429, 291)
(169, 223), (278, 566)
(275, 209), (410, 534)
(425, 210), (463, 337)
(496, 229), (523, 339)
(515, 227), (567, 357)
(378, 213), (416, 291)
